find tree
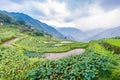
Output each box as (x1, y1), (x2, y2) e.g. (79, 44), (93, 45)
(17, 20), (26, 25)
(0, 13), (12, 23)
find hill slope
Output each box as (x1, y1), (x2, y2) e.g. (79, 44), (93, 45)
(0, 10), (64, 38)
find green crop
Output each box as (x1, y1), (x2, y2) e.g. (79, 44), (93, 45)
(27, 51), (112, 80)
(104, 39), (120, 47)
(13, 35), (87, 58)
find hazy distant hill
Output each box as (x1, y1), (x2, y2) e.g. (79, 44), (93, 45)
(58, 27), (120, 42)
(0, 10), (64, 38)
(0, 10), (119, 41)
(86, 26), (120, 41)
(58, 27), (86, 41)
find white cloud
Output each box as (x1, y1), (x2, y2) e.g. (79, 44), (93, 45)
(88, 4), (104, 15)
(0, 0), (22, 12)
(0, 0), (120, 31)
(75, 8), (120, 31)
(40, 2), (120, 31)
(26, 0), (72, 27)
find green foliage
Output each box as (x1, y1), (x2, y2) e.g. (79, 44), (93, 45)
(104, 39), (120, 47)
(27, 51), (112, 80)
(28, 30), (44, 36)
(111, 68), (120, 80)
(0, 47), (33, 80)
(0, 25), (19, 44)
(17, 20), (26, 25)
(102, 39), (120, 54)
(87, 41), (111, 55)
(13, 35), (87, 58)
(23, 50), (44, 58)
(1, 23), (120, 80)
(0, 13), (13, 23)
(103, 42), (120, 54)
(87, 40), (120, 80)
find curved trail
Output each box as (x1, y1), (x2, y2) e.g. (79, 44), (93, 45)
(2, 37), (20, 46)
(1, 37), (85, 60)
(44, 49), (85, 60)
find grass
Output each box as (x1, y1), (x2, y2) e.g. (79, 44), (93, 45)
(1, 24), (120, 80)
(0, 25), (17, 43)
(13, 35), (87, 58)
(0, 24), (88, 80)
(87, 40), (120, 80)
(0, 46), (33, 80)
(104, 39), (120, 47)
(27, 51), (112, 80)
(87, 41), (111, 55)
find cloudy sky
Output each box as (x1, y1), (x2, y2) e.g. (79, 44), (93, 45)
(0, 0), (120, 31)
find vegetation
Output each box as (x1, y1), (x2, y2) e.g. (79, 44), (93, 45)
(0, 25), (19, 44)
(0, 13), (13, 23)
(0, 24), (87, 80)
(87, 40), (120, 80)
(0, 46), (31, 80)
(13, 35), (87, 58)
(27, 51), (113, 80)
(102, 39), (120, 54)
(0, 18), (120, 80)
(104, 39), (120, 47)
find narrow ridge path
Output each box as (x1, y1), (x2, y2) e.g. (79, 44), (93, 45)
(2, 37), (20, 46)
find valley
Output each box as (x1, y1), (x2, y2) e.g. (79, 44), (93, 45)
(0, 11), (120, 80)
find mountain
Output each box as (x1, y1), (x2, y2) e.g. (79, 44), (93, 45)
(85, 28), (106, 37)
(0, 10), (64, 38)
(86, 26), (120, 41)
(83, 28), (106, 41)
(58, 27), (86, 41)
(58, 27), (120, 42)
(1, 10), (119, 41)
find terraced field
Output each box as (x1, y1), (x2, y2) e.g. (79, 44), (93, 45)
(0, 25), (19, 43)
(11, 35), (87, 58)
(104, 39), (120, 47)
(1, 24), (120, 80)
(87, 40), (120, 80)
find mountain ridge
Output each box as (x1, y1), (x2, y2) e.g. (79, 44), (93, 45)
(85, 26), (120, 41)
(58, 27), (120, 41)
(58, 27), (86, 41)
(0, 10), (64, 38)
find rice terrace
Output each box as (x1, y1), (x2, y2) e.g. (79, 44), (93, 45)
(0, 0), (120, 80)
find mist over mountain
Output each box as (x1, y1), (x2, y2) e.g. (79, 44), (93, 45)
(0, 10), (119, 41)
(58, 27), (86, 41)
(58, 27), (120, 42)
(85, 26), (120, 41)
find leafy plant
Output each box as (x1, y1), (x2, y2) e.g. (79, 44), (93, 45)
(27, 51), (112, 80)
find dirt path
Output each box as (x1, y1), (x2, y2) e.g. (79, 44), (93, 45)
(2, 37), (85, 60)
(2, 37), (20, 46)
(44, 49), (85, 60)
